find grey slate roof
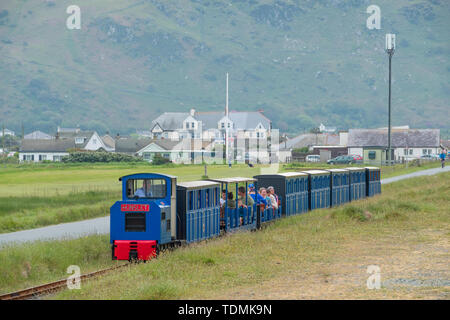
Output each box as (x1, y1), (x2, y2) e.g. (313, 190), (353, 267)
(151, 113), (189, 131)
(348, 129), (440, 148)
(20, 139), (75, 152)
(57, 131), (95, 148)
(115, 138), (180, 153)
(24, 131), (53, 140)
(151, 111), (271, 131)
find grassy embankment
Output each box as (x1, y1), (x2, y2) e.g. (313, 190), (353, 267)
(0, 172), (448, 298)
(0, 161), (441, 233)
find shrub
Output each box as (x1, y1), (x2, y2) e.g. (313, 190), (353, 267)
(152, 153), (171, 165)
(62, 151), (143, 163)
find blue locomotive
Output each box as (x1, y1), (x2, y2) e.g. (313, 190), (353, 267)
(110, 167), (381, 261)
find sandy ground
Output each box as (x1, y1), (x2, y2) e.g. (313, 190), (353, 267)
(202, 230), (449, 300)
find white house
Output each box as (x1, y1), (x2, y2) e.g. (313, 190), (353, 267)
(348, 128), (441, 163)
(19, 139), (74, 162)
(58, 130), (113, 152)
(0, 128), (15, 137)
(150, 109), (272, 143)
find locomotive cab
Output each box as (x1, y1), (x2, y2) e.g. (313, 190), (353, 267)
(110, 173), (177, 261)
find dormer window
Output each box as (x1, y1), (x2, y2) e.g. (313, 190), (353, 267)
(191, 122), (195, 129)
(75, 137), (84, 144)
(221, 123), (225, 129)
(227, 123), (231, 128)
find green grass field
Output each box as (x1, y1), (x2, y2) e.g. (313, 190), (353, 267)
(0, 172), (448, 298)
(0, 161), (441, 233)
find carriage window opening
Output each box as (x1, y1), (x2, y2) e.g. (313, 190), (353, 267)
(188, 191), (194, 210)
(161, 212), (166, 220)
(206, 189), (210, 208)
(126, 179), (166, 199)
(125, 213), (146, 232)
(166, 219), (171, 232)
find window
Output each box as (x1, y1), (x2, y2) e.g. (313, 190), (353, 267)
(125, 213), (146, 232)
(39, 155), (47, 161)
(191, 122), (195, 129)
(143, 152), (151, 161)
(93, 138), (97, 145)
(368, 151), (376, 160)
(53, 155), (62, 162)
(75, 137), (84, 144)
(404, 149), (408, 155)
(24, 154), (33, 161)
(227, 123), (231, 128)
(221, 123), (225, 129)
(126, 179), (166, 199)
(409, 149), (413, 155)
(186, 122), (190, 129)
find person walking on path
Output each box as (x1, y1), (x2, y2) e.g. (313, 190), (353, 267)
(439, 149), (447, 168)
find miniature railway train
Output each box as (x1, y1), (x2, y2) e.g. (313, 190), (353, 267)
(110, 167), (381, 261)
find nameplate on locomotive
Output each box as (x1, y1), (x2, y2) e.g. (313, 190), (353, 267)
(121, 204), (150, 212)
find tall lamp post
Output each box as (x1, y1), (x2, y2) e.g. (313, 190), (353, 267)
(385, 34), (396, 166)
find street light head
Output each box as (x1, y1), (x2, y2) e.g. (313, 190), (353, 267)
(386, 33), (396, 53)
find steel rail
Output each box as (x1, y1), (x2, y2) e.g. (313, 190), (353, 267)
(0, 263), (130, 300)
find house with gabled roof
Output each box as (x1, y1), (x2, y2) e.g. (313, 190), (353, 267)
(115, 137), (214, 164)
(57, 130), (113, 152)
(348, 128), (441, 164)
(19, 139), (75, 162)
(150, 108), (272, 142)
(24, 131), (54, 140)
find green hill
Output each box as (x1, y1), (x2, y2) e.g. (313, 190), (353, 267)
(0, 0), (449, 134)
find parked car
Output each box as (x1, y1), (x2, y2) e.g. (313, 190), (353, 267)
(420, 154), (439, 160)
(306, 155), (321, 162)
(327, 155), (356, 165)
(350, 154), (363, 161)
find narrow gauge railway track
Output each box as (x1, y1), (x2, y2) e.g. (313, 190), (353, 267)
(0, 263), (130, 300)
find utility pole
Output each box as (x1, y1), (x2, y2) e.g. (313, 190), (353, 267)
(385, 34), (396, 166)
(1, 123), (5, 157)
(225, 73), (229, 166)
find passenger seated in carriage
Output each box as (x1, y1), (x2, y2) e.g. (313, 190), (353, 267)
(238, 186), (254, 208)
(227, 192), (236, 208)
(267, 186), (279, 210)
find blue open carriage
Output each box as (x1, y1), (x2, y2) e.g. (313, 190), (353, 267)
(365, 167), (381, 197)
(176, 181), (221, 243)
(346, 167), (367, 201)
(325, 169), (350, 207)
(253, 172), (307, 217)
(301, 170), (331, 210)
(207, 177), (257, 232)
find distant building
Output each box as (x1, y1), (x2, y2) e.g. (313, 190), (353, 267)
(284, 133), (339, 150)
(24, 131), (54, 140)
(0, 128), (15, 137)
(19, 139), (74, 162)
(57, 130), (113, 152)
(348, 128), (440, 164)
(101, 134), (116, 151)
(150, 109), (272, 142)
(115, 137), (213, 164)
(319, 123), (336, 133)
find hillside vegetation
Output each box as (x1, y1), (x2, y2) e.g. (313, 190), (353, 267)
(0, 0), (449, 134)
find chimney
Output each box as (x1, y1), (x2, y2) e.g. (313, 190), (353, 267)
(116, 133), (120, 140)
(190, 109), (196, 117)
